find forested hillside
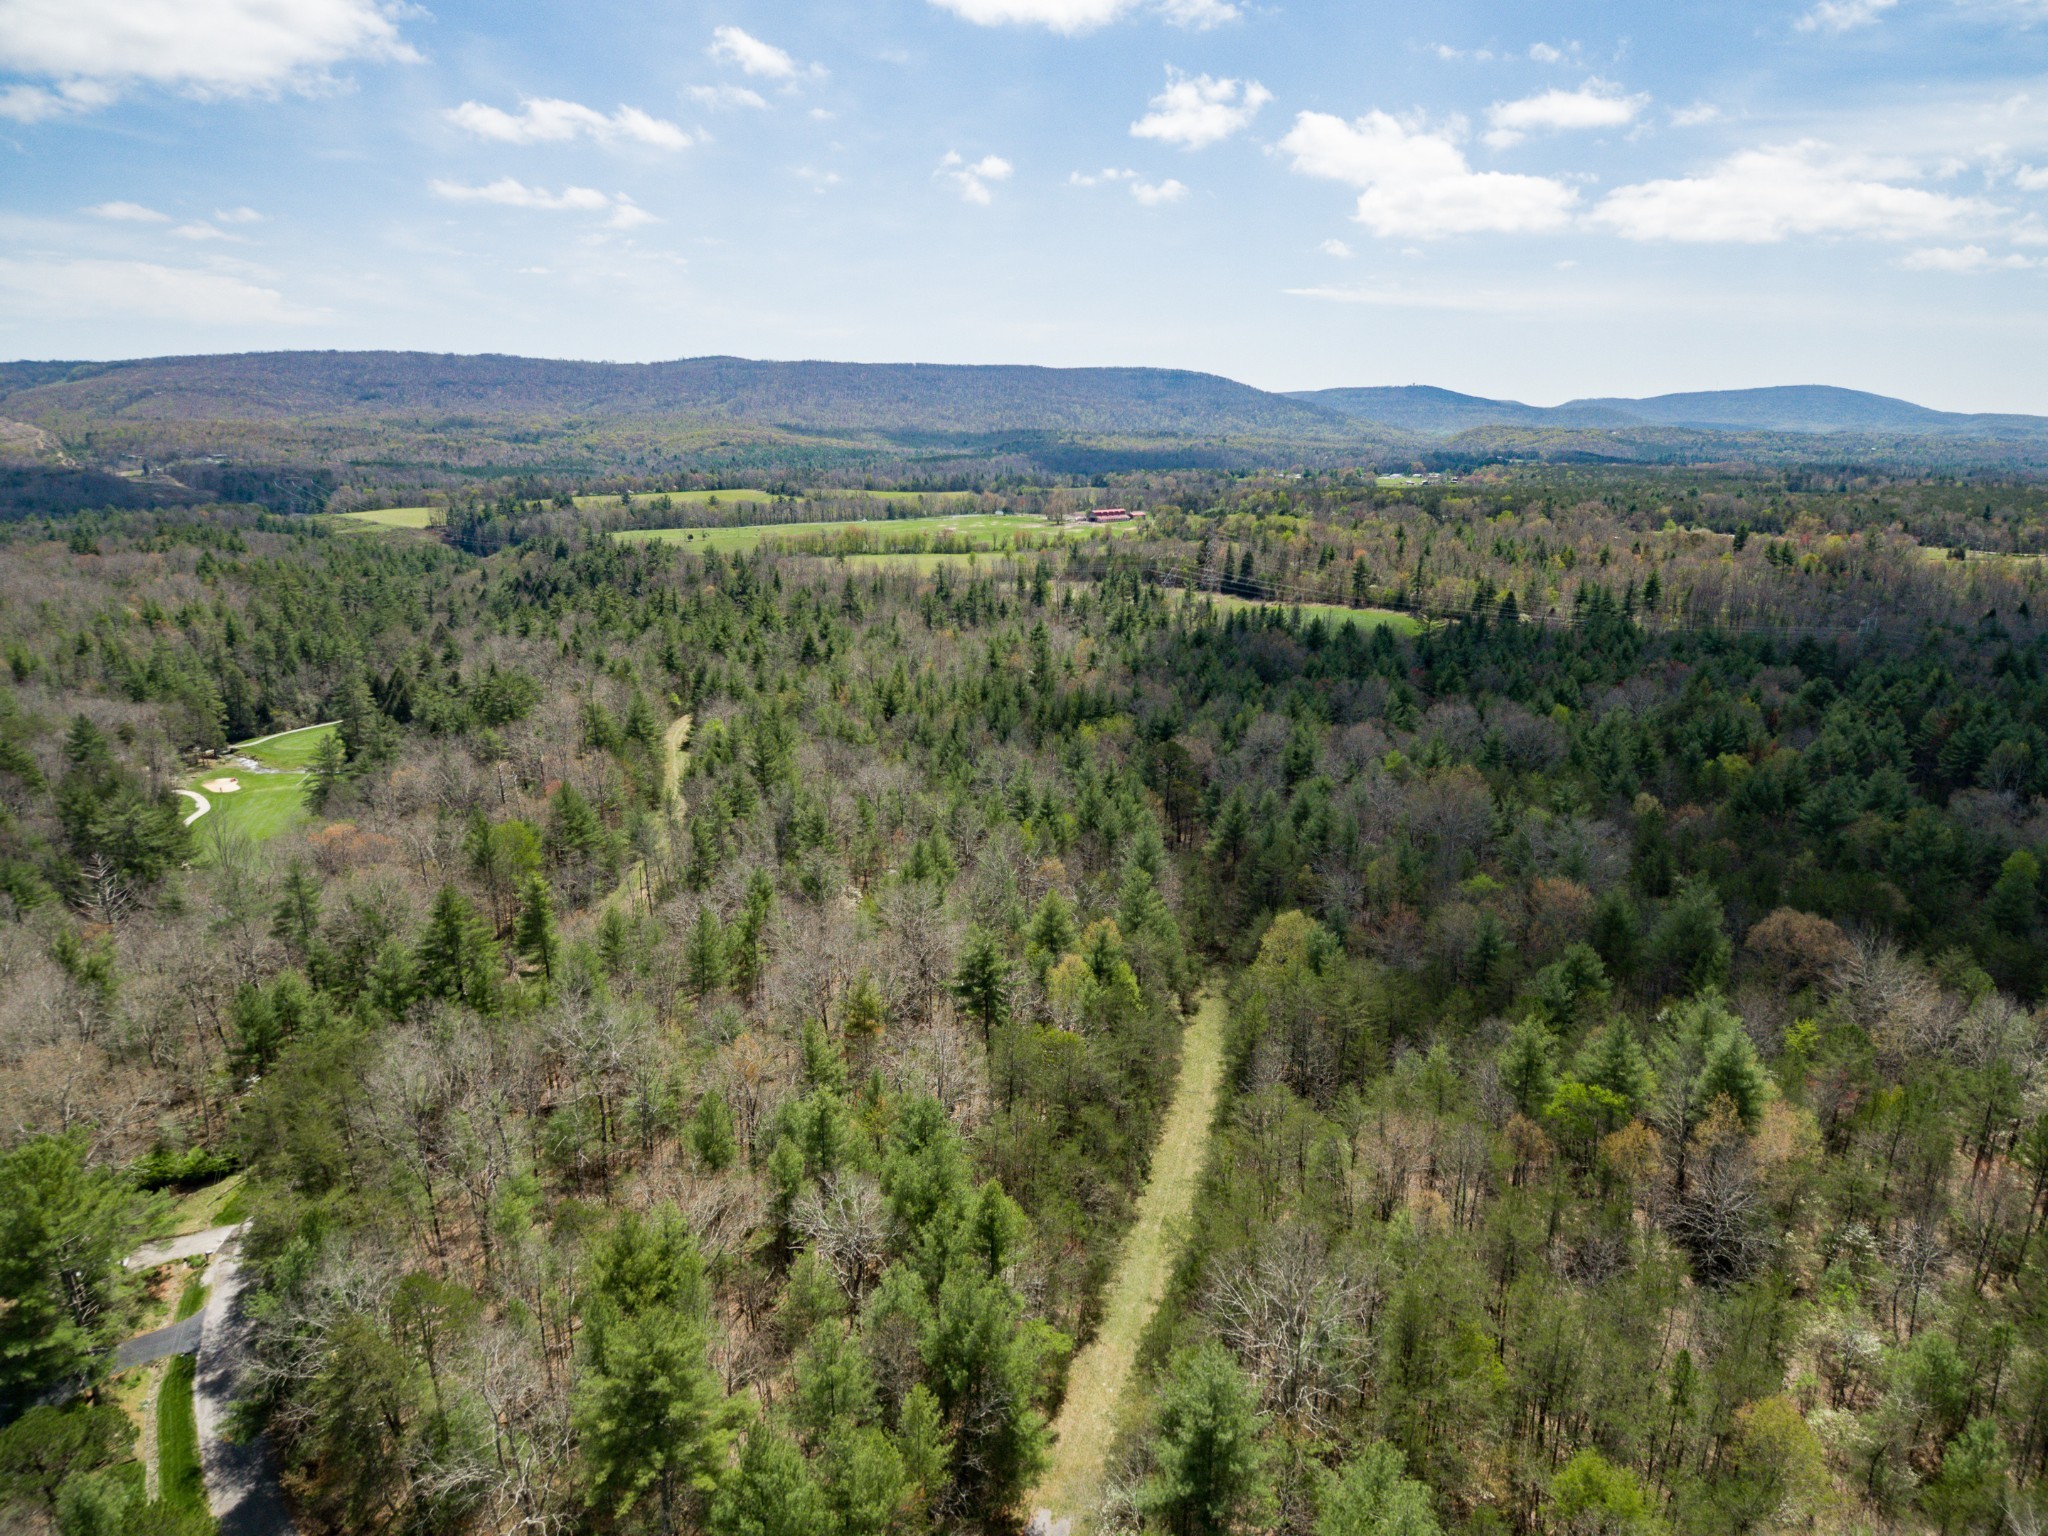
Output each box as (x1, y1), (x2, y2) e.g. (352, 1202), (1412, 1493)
(2, 467), (2047, 1536)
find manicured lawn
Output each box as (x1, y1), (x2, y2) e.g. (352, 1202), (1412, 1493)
(181, 722), (339, 855)
(338, 506), (439, 528)
(157, 1353), (206, 1517)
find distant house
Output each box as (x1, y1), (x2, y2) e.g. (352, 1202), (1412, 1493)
(1086, 507), (1146, 523)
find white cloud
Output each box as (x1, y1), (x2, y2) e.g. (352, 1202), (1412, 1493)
(215, 206), (265, 223)
(927, 0), (1133, 31)
(1320, 237), (1353, 257)
(447, 98), (690, 151)
(938, 151), (1012, 204)
(707, 25), (818, 80)
(1590, 142), (1994, 241)
(1670, 102), (1721, 128)
(1281, 109), (1579, 237)
(1484, 79), (1647, 148)
(687, 83), (768, 110)
(1796, 0), (1897, 31)
(0, 78), (113, 121)
(1130, 69), (1271, 149)
(1157, 0), (1239, 25)
(172, 221), (231, 240)
(87, 200), (169, 221)
(0, 0), (415, 113)
(0, 257), (320, 324)
(2016, 165), (2048, 190)
(1131, 176), (1188, 204)
(1901, 244), (2039, 270)
(1528, 42), (1564, 63)
(431, 177), (655, 228)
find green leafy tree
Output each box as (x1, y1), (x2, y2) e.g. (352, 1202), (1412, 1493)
(951, 927), (1011, 1043)
(0, 1136), (147, 1398)
(1499, 1017), (1559, 1118)
(1140, 1342), (1272, 1536)
(1318, 1442), (1441, 1536)
(1550, 1449), (1661, 1536)
(692, 1089), (738, 1173)
(413, 885), (500, 1009)
(686, 906), (728, 1000)
(513, 873), (560, 981)
(708, 1420), (829, 1536)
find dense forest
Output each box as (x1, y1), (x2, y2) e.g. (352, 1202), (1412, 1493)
(3, 464), (2048, 1536)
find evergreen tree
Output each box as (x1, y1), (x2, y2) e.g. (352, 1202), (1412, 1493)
(1140, 1342), (1272, 1536)
(0, 1136), (146, 1397)
(513, 874), (560, 981)
(414, 885), (499, 1009)
(1318, 1443), (1442, 1536)
(686, 906), (728, 999)
(951, 927), (1011, 1044)
(1499, 1016), (1559, 1118)
(708, 1421), (828, 1536)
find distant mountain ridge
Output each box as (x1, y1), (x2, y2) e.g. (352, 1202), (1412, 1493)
(1290, 383), (2048, 439)
(0, 352), (1357, 439)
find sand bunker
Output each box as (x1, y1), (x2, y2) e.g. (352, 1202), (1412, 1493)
(201, 778), (243, 794)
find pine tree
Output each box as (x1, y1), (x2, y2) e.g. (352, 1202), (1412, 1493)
(686, 906), (727, 999)
(692, 1089), (737, 1173)
(270, 860), (324, 958)
(1140, 1342), (1272, 1536)
(707, 1422), (828, 1536)
(414, 885), (499, 1009)
(1499, 1016), (1559, 1118)
(1577, 1020), (1656, 1115)
(303, 730), (349, 812)
(513, 874), (560, 981)
(951, 927), (1011, 1043)
(1318, 1443), (1442, 1536)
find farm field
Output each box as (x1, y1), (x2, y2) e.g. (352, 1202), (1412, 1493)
(179, 722), (339, 854)
(337, 505), (440, 529)
(1180, 588), (1423, 635)
(615, 511), (1141, 556)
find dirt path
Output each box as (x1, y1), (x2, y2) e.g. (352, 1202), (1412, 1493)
(1030, 991), (1227, 1531)
(598, 714), (691, 919)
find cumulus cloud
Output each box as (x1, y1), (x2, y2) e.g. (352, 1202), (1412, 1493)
(1590, 142), (1993, 241)
(1281, 109), (1579, 237)
(926, 0), (1233, 32)
(1670, 102), (1721, 128)
(0, 257), (320, 324)
(1528, 42), (1565, 63)
(1320, 237), (1353, 257)
(431, 176), (655, 228)
(1130, 69), (1271, 149)
(447, 98), (690, 150)
(1131, 176), (1189, 204)
(2016, 165), (2048, 190)
(0, 0), (415, 114)
(1796, 0), (1897, 31)
(938, 151), (1012, 204)
(707, 25), (818, 80)
(1484, 79), (1647, 148)
(1901, 244), (2039, 271)
(87, 200), (169, 221)
(1157, 0), (1239, 25)
(687, 83), (767, 110)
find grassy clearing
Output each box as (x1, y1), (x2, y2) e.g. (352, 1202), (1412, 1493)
(157, 1174), (246, 1240)
(338, 505), (440, 529)
(156, 1353), (206, 1516)
(182, 722), (339, 856)
(1032, 993), (1226, 1531)
(1185, 589), (1423, 636)
(617, 511), (1142, 557)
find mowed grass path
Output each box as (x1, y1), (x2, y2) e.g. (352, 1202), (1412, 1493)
(181, 723), (338, 855)
(1031, 992), (1227, 1531)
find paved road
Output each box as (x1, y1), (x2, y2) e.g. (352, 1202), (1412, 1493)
(114, 1313), (204, 1371)
(195, 1234), (298, 1536)
(175, 788), (210, 826)
(126, 1224), (241, 1271)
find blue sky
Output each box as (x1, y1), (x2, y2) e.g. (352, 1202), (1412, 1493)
(3, 0), (2047, 409)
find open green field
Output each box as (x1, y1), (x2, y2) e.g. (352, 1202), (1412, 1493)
(180, 722), (338, 854)
(338, 505), (440, 529)
(1186, 589), (1422, 635)
(579, 487), (986, 511)
(617, 511), (1141, 558)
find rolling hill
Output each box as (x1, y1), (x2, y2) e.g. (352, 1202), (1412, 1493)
(1291, 383), (2048, 440)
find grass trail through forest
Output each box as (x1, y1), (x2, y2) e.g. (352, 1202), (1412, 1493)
(1031, 990), (1227, 1531)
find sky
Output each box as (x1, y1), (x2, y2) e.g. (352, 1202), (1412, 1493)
(3, 0), (2048, 410)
